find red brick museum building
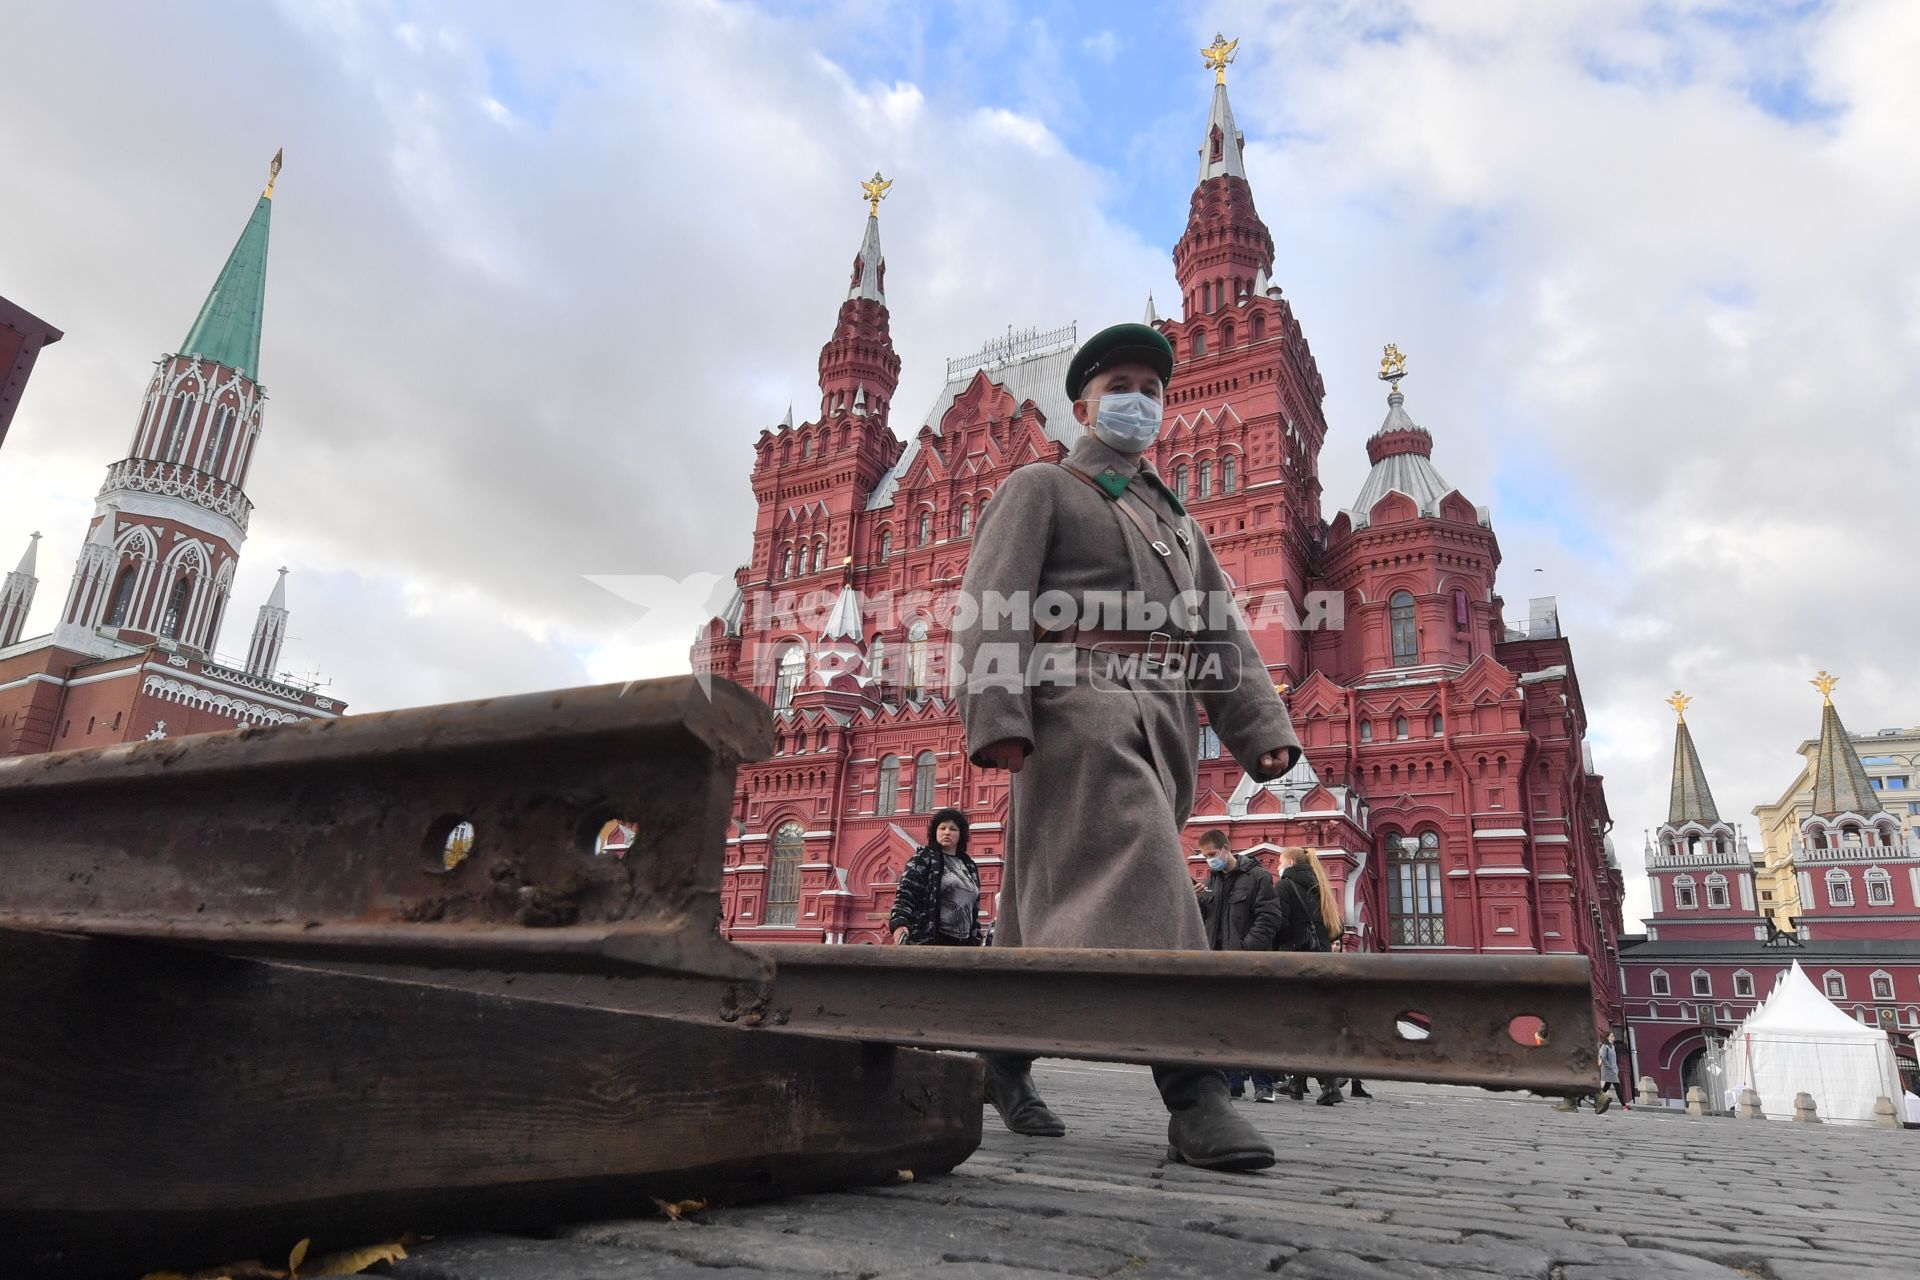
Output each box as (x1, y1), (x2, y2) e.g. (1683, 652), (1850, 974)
(693, 49), (1628, 1032)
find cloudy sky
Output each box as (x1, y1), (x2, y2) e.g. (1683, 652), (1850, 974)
(3, 1), (1916, 926)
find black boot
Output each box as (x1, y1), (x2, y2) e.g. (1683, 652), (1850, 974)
(1287, 1073), (1307, 1101)
(1349, 1081), (1372, 1099)
(1158, 1068), (1275, 1172)
(1315, 1079), (1345, 1106)
(982, 1055), (1067, 1137)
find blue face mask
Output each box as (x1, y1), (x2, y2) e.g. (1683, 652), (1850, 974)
(1090, 391), (1164, 452)
(1206, 853), (1230, 873)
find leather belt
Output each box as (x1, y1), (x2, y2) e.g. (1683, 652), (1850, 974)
(1036, 624), (1193, 668)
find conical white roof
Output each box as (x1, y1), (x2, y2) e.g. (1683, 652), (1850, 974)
(1739, 962), (1883, 1040)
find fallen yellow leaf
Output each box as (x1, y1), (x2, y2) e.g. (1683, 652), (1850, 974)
(896, 1169), (914, 1183)
(650, 1196), (707, 1222)
(288, 1239), (310, 1275)
(307, 1242), (409, 1276)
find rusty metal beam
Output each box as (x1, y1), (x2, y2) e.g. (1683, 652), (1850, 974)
(257, 943), (1599, 1093)
(0, 673), (1600, 1093)
(0, 676), (774, 984)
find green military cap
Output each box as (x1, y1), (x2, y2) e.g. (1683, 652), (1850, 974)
(1064, 322), (1175, 401)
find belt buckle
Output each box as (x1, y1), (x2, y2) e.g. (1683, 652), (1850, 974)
(1144, 630), (1174, 668)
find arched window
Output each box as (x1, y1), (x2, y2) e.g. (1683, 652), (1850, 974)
(1733, 970), (1755, 998)
(1251, 313), (1266, 341)
(158, 576), (192, 640)
(766, 822), (803, 926)
(161, 396), (193, 462)
(1220, 321), (1235, 348)
(105, 564), (139, 628)
(875, 755), (900, 816)
(1872, 970), (1895, 1001)
(1650, 969), (1670, 996)
(918, 511), (932, 546)
(878, 530), (892, 562)
(1673, 874), (1697, 910)
(1691, 970), (1713, 997)
(868, 635), (888, 684)
(1394, 715), (1409, 740)
(958, 503), (972, 538)
(773, 645), (805, 709)
(1866, 867), (1893, 905)
(1175, 463), (1190, 500)
(1389, 591), (1418, 667)
(1192, 328), (1207, 357)
(781, 547), (793, 579)
(912, 750), (937, 813)
(1705, 872), (1730, 909)
(1824, 970), (1847, 1000)
(1197, 462), (1212, 499)
(1221, 455), (1235, 494)
(202, 406), (233, 473)
(1432, 713), (1445, 735)
(1387, 831), (1445, 946)
(905, 621), (930, 701)
(1826, 867), (1854, 907)
(1197, 724), (1221, 760)
(1359, 721), (1373, 743)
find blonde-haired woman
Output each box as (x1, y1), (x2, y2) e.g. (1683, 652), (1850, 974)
(1275, 846), (1347, 1105)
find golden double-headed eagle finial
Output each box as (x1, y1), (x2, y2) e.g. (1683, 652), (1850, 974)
(264, 147), (283, 199)
(1811, 670), (1838, 705)
(1667, 690), (1691, 722)
(861, 171), (892, 217)
(1202, 34), (1238, 84)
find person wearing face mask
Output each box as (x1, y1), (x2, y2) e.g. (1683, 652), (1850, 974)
(954, 322), (1302, 1172)
(1192, 830), (1283, 1102)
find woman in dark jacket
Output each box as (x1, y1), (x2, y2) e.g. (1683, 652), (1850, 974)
(888, 808), (983, 946)
(1274, 847), (1346, 1104)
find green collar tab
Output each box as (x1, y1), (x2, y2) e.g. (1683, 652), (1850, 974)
(1093, 468), (1131, 500)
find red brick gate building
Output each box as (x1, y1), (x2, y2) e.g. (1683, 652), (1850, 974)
(1620, 685), (1920, 1099)
(693, 45), (1625, 1033)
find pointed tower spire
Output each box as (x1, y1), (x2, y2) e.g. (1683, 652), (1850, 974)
(0, 531), (41, 647)
(1664, 691), (1722, 824)
(13, 530), (38, 578)
(179, 150), (278, 378)
(816, 172), (901, 425)
(1174, 37), (1274, 321)
(1807, 671), (1884, 818)
(1196, 35), (1247, 182)
(244, 566), (290, 679)
(1143, 293), (1161, 325)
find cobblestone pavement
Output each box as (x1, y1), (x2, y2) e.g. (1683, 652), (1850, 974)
(390, 1061), (1920, 1280)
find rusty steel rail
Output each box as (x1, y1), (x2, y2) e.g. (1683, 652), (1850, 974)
(261, 943), (1599, 1092)
(0, 675), (774, 985)
(0, 673), (1600, 1091)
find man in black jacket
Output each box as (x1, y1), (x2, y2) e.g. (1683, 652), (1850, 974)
(1193, 830), (1282, 1102)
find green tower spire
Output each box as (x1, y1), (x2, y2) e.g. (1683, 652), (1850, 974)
(178, 149), (279, 379)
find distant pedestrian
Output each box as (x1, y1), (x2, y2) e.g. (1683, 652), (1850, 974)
(1544, 1025), (1612, 1114)
(1598, 1032), (1628, 1110)
(1331, 929), (1372, 1099)
(1273, 847), (1347, 1106)
(1193, 830), (1282, 1102)
(889, 808), (984, 947)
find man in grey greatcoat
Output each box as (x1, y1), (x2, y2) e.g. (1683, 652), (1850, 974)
(954, 321), (1302, 1171)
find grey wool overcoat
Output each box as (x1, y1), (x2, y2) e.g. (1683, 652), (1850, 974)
(954, 432), (1302, 951)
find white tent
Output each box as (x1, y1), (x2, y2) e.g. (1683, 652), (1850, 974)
(1723, 961), (1902, 1125)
